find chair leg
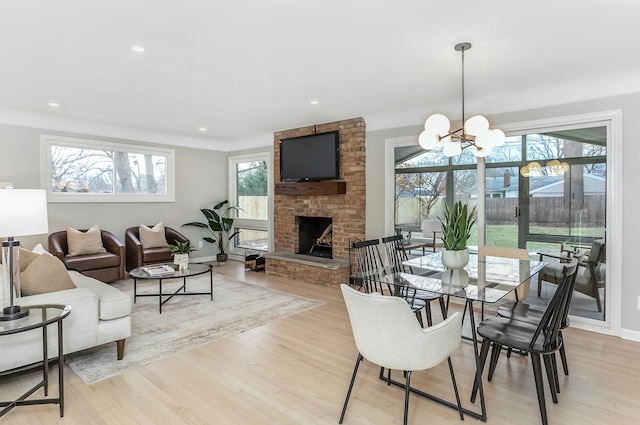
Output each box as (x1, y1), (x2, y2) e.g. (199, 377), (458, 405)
(531, 353), (549, 425)
(339, 353), (363, 424)
(592, 281), (603, 313)
(415, 309), (424, 328)
(550, 353), (561, 394)
(447, 357), (464, 420)
(403, 371), (412, 425)
(424, 303), (433, 327)
(471, 338), (490, 403)
(538, 274), (543, 297)
(559, 342), (569, 376)
(488, 343), (502, 382)
(543, 354), (558, 404)
(378, 366), (393, 386)
(438, 296), (448, 319)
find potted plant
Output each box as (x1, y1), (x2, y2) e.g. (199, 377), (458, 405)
(167, 241), (197, 271)
(438, 201), (476, 269)
(182, 200), (240, 264)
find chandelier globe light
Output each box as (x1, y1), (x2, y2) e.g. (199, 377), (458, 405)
(419, 42), (506, 157)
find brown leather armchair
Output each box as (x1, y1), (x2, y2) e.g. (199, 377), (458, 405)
(125, 226), (190, 272)
(48, 229), (126, 283)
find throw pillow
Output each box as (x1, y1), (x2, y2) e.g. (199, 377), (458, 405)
(0, 246), (40, 271)
(19, 247), (42, 271)
(66, 225), (106, 257)
(32, 243), (47, 255)
(20, 252), (76, 296)
(139, 222), (169, 248)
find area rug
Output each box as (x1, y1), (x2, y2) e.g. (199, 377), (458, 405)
(66, 273), (323, 385)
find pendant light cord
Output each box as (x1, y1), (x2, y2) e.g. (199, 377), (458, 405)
(461, 45), (466, 138)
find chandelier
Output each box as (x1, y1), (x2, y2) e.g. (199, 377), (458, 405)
(419, 42), (505, 157)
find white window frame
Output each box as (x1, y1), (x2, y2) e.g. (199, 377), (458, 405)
(228, 152), (274, 255)
(41, 134), (175, 203)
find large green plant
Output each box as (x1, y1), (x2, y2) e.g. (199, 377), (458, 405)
(182, 200), (240, 255)
(439, 201), (476, 251)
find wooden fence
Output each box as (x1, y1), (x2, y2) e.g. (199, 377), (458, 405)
(397, 195), (606, 226)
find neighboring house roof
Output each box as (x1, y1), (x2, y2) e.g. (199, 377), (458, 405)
(529, 174), (606, 197)
(485, 173), (606, 197)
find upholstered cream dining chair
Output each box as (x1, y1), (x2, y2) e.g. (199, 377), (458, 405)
(339, 284), (463, 425)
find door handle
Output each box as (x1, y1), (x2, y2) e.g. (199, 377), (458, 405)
(514, 206), (520, 217)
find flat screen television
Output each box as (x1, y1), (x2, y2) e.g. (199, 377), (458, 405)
(279, 131), (340, 182)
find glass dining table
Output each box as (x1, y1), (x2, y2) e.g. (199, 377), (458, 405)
(364, 251), (546, 422)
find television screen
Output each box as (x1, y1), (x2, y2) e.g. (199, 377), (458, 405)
(279, 131), (340, 182)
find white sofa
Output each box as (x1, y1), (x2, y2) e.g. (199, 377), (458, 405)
(0, 264), (132, 373)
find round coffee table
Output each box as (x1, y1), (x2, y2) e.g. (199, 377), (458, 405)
(129, 263), (213, 313)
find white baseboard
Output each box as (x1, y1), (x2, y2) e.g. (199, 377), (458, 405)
(620, 328), (640, 342)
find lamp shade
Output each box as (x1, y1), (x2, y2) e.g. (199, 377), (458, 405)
(418, 130), (441, 150)
(0, 189), (49, 238)
(442, 140), (462, 157)
(424, 114), (450, 134)
(492, 129), (506, 147)
(464, 115), (489, 136)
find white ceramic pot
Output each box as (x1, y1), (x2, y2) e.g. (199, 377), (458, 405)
(173, 253), (189, 271)
(441, 268), (470, 287)
(441, 248), (469, 270)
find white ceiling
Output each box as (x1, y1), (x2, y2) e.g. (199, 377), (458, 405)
(1, 0), (639, 151)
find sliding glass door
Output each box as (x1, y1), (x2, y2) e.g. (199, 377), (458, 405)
(394, 122), (608, 323)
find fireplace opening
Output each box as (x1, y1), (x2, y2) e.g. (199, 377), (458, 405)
(297, 216), (332, 259)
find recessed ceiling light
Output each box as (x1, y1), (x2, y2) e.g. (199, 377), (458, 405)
(48, 102), (59, 108)
(310, 100), (319, 105)
(199, 127), (207, 132)
(130, 45), (146, 53)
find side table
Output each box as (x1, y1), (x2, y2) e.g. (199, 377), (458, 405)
(0, 304), (71, 418)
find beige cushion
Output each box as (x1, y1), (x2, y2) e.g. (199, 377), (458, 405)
(21, 252), (76, 296)
(32, 243), (47, 255)
(70, 271), (132, 320)
(19, 247), (42, 271)
(66, 225), (106, 257)
(139, 222), (168, 249)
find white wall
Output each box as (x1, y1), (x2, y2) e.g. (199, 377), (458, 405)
(0, 124), (229, 261)
(365, 92), (640, 338)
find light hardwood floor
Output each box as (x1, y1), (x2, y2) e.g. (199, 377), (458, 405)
(1, 260), (639, 424)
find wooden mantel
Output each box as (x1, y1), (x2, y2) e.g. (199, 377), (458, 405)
(275, 181), (346, 195)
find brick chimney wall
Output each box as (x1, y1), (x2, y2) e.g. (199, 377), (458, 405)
(269, 117), (366, 285)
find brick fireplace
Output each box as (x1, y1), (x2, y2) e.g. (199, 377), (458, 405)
(265, 117), (366, 286)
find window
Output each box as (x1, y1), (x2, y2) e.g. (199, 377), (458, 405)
(41, 135), (175, 202)
(393, 145), (477, 242)
(228, 153), (272, 254)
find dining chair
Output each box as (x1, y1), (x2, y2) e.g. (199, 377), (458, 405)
(478, 245), (532, 302)
(352, 239), (427, 324)
(537, 238), (605, 312)
(463, 245), (533, 326)
(339, 284), (464, 425)
(497, 257), (579, 377)
(382, 234), (447, 326)
(471, 261), (578, 425)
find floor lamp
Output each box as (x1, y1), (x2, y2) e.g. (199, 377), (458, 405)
(0, 189), (49, 321)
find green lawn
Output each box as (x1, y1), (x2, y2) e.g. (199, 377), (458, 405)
(468, 224), (604, 250)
